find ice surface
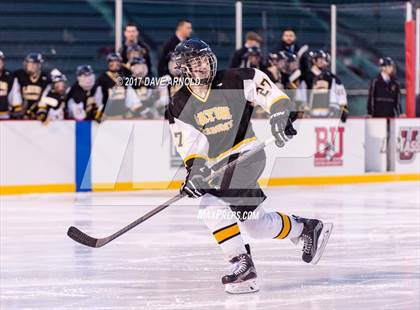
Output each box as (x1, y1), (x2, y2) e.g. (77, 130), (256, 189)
(1, 182), (419, 310)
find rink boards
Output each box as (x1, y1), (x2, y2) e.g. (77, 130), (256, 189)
(1, 118), (419, 194)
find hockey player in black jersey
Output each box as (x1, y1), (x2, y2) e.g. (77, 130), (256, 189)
(0, 51), (16, 119)
(11, 53), (51, 119)
(67, 65), (98, 121)
(125, 56), (157, 118)
(297, 49), (348, 121)
(168, 38), (332, 294)
(94, 52), (129, 121)
(36, 70), (68, 123)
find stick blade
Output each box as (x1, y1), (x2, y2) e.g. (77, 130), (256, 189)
(67, 226), (99, 248)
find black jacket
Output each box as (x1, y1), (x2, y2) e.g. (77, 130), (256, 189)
(367, 74), (401, 117)
(274, 41), (302, 55)
(158, 35), (181, 77)
(229, 47), (248, 68)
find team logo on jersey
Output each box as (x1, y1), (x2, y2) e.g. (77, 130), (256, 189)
(396, 127), (419, 163)
(314, 127), (345, 167)
(194, 106), (233, 135)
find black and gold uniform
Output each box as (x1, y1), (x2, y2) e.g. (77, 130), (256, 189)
(168, 67), (291, 208)
(296, 50), (348, 121)
(36, 89), (67, 122)
(0, 69), (15, 119)
(36, 72), (68, 123)
(95, 71), (127, 117)
(67, 83), (97, 120)
(165, 39), (328, 294)
(169, 68), (288, 160)
(12, 69), (51, 118)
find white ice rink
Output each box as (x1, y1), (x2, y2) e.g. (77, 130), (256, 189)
(1, 182), (419, 310)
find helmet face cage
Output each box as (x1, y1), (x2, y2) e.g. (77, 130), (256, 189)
(175, 49), (217, 85)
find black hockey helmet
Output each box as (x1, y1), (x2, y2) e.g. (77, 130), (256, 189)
(379, 57), (394, 67)
(76, 64), (94, 76)
(25, 52), (44, 63)
(130, 56), (146, 66)
(309, 49), (330, 62)
(0, 51), (4, 60)
(173, 38), (217, 85)
(106, 52), (122, 63)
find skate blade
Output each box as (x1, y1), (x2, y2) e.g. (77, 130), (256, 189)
(311, 223), (333, 265)
(224, 278), (259, 294)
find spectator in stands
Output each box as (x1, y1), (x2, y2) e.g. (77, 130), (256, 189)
(275, 27), (301, 54)
(158, 19), (193, 77)
(67, 65), (98, 121)
(119, 22), (152, 74)
(274, 27), (310, 75)
(367, 57), (404, 118)
(11, 53), (51, 119)
(0, 51), (16, 120)
(229, 32), (263, 68)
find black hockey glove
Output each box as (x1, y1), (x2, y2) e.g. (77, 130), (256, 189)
(181, 158), (211, 198)
(269, 104), (298, 148)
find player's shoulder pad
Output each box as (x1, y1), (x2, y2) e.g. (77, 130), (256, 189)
(167, 86), (189, 123)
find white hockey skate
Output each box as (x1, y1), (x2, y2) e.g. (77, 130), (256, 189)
(291, 216), (333, 265)
(222, 253), (260, 294)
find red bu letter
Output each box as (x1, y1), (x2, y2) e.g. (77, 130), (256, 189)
(315, 127), (328, 158)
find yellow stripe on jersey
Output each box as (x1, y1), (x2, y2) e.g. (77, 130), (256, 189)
(213, 223), (241, 244)
(268, 95), (290, 110)
(187, 85), (211, 103)
(183, 153), (209, 164)
(274, 212), (291, 239)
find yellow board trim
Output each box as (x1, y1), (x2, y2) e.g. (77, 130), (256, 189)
(0, 184), (75, 195)
(92, 181), (183, 191)
(213, 223), (241, 244)
(274, 213), (291, 239)
(259, 173), (420, 187)
(1, 173), (418, 195)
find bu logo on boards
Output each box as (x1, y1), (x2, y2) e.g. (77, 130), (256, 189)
(397, 127), (419, 163)
(314, 127), (345, 167)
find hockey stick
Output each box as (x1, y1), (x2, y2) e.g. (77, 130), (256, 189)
(67, 137), (276, 248)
